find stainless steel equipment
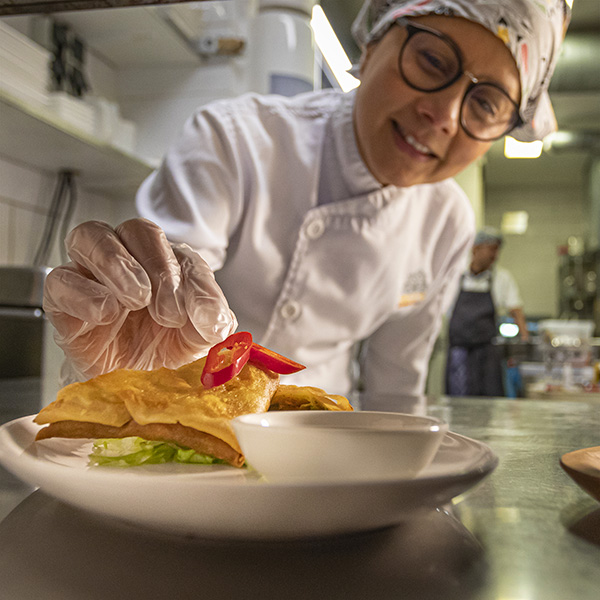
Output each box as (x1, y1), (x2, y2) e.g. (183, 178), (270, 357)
(0, 266), (62, 419)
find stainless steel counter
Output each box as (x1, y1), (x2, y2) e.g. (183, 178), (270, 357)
(0, 394), (599, 600)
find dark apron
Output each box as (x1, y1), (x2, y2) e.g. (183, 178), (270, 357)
(446, 273), (504, 397)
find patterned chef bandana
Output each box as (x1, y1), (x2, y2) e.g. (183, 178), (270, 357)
(352, 0), (571, 142)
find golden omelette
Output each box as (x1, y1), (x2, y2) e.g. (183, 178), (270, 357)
(34, 357), (352, 467)
(35, 356), (279, 467)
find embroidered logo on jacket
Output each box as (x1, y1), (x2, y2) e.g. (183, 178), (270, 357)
(398, 270), (427, 307)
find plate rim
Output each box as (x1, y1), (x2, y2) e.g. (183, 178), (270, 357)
(0, 414), (498, 489)
(0, 415), (499, 539)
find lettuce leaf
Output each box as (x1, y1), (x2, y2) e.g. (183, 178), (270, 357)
(89, 437), (228, 468)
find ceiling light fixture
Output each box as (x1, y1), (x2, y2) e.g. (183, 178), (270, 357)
(504, 136), (543, 159)
(310, 5), (360, 93)
(501, 211), (529, 234)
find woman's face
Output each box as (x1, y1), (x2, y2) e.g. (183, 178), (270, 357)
(353, 15), (521, 187)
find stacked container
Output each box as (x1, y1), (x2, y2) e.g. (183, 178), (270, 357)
(0, 20), (51, 108)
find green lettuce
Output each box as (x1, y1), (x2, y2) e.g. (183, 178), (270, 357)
(89, 436), (228, 468)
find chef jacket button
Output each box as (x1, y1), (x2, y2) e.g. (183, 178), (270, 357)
(280, 301), (301, 320)
(305, 219), (325, 240)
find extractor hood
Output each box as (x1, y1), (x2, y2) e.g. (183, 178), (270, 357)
(0, 0), (206, 16)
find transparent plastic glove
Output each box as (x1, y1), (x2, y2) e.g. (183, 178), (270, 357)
(43, 218), (237, 383)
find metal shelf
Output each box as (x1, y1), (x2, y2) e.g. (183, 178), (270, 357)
(0, 88), (154, 200)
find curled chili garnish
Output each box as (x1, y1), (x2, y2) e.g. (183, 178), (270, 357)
(201, 331), (253, 388)
(249, 343), (306, 374)
(201, 333), (306, 388)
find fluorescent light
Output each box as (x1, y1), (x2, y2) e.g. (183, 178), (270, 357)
(504, 136), (543, 159)
(310, 5), (359, 92)
(501, 211), (529, 234)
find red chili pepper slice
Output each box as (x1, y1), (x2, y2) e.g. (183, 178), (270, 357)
(201, 331), (253, 388)
(249, 343), (306, 374)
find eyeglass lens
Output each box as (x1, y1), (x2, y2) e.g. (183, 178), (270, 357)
(399, 26), (519, 140)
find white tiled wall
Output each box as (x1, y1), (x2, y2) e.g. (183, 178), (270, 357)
(0, 17), (139, 268)
(0, 155), (134, 269)
(0, 12), (257, 260)
(0, 153), (135, 404)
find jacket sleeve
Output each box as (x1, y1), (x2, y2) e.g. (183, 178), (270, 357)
(135, 100), (246, 271)
(493, 267), (524, 313)
(359, 206), (474, 410)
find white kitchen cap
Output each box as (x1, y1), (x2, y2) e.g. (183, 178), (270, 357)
(352, 0), (572, 142)
(474, 227), (503, 246)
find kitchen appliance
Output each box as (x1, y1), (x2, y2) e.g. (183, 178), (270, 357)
(537, 319), (596, 389)
(0, 266), (62, 421)
(246, 0), (316, 96)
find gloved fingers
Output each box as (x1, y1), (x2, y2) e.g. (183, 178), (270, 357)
(65, 221), (152, 311)
(115, 218), (187, 328)
(172, 243), (238, 345)
(43, 263), (122, 326)
(56, 310), (131, 380)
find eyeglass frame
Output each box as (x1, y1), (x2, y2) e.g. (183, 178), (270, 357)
(394, 17), (523, 141)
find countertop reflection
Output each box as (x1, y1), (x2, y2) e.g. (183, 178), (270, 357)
(1, 391), (599, 599)
(431, 396), (600, 600)
(0, 491), (486, 600)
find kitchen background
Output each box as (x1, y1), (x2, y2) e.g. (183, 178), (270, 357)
(0, 0), (599, 401)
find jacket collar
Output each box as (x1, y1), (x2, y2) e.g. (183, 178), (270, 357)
(331, 90), (382, 199)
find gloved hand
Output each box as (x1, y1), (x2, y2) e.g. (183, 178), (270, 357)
(43, 218), (237, 383)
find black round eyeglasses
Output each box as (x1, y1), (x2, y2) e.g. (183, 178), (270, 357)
(395, 18), (522, 141)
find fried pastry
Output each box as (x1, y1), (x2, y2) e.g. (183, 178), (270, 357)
(35, 356), (280, 467)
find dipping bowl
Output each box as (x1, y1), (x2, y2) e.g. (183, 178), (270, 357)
(232, 411), (448, 482)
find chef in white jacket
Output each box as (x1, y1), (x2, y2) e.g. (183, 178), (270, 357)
(43, 0), (570, 410)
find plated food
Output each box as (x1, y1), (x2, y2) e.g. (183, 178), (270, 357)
(34, 332), (352, 468)
(0, 333), (497, 538)
(0, 416), (498, 539)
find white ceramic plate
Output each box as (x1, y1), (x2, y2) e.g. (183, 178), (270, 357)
(0, 416), (497, 540)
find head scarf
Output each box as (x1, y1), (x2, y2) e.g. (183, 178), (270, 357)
(474, 226), (503, 246)
(352, 0), (571, 142)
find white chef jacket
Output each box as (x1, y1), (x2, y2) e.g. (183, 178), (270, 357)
(136, 89), (475, 405)
(459, 266), (524, 315)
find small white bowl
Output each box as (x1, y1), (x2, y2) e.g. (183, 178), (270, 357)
(232, 411), (448, 482)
